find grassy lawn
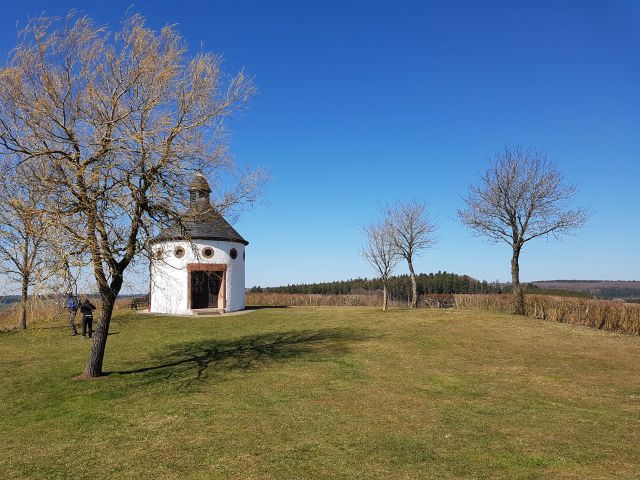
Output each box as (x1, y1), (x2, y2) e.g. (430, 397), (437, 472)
(1, 306), (639, 479)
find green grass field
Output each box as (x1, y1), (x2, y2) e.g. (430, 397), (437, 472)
(1, 307), (639, 479)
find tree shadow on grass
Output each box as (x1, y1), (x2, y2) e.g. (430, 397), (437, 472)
(110, 328), (371, 388)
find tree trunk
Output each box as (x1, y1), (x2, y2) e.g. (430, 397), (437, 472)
(83, 292), (115, 377)
(17, 276), (28, 330)
(511, 248), (525, 315)
(382, 283), (388, 311)
(407, 260), (418, 309)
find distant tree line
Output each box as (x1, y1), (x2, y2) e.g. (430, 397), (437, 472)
(526, 284), (640, 300)
(251, 277), (601, 300)
(251, 272), (503, 297)
(525, 284), (592, 298)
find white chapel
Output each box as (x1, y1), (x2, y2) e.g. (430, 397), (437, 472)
(149, 174), (248, 314)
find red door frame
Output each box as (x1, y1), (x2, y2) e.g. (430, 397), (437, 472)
(187, 263), (227, 310)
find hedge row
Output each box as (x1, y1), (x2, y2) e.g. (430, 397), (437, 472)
(454, 294), (640, 335)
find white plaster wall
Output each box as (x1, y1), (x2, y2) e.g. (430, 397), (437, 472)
(150, 239), (246, 314)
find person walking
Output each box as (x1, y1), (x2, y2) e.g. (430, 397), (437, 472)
(65, 293), (79, 336)
(79, 298), (97, 338)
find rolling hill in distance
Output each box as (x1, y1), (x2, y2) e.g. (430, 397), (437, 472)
(533, 280), (640, 300)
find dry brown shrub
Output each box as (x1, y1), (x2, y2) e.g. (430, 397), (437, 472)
(454, 294), (640, 335)
(246, 292), (456, 309)
(0, 299), (66, 332)
(246, 292), (382, 307)
(0, 297), (110, 332)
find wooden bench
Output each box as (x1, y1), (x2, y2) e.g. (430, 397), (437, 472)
(130, 297), (149, 310)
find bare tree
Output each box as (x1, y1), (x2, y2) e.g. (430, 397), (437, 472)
(457, 146), (589, 314)
(0, 13), (264, 377)
(361, 220), (400, 311)
(0, 161), (48, 330)
(385, 201), (437, 309)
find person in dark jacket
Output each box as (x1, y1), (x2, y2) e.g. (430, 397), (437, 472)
(65, 292), (79, 336)
(79, 298), (97, 338)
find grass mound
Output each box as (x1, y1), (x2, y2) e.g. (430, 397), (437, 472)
(1, 307), (639, 479)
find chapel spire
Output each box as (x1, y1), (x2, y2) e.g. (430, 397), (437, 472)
(188, 172), (212, 204)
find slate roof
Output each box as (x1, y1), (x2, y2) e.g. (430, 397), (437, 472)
(151, 201), (248, 245)
(152, 174), (248, 245)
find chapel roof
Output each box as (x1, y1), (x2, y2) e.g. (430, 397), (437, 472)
(151, 175), (248, 246)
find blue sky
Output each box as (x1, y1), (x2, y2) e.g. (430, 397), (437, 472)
(1, 1), (639, 289)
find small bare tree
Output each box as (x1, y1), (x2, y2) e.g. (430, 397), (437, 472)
(457, 146), (589, 314)
(0, 13), (264, 377)
(361, 220), (400, 311)
(0, 162), (48, 330)
(385, 201), (437, 309)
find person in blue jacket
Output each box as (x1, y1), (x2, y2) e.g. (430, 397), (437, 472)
(65, 293), (79, 336)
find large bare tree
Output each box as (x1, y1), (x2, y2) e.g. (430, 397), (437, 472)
(0, 162), (47, 330)
(361, 220), (400, 311)
(384, 201), (437, 309)
(457, 146), (589, 314)
(0, 13), (263, 377)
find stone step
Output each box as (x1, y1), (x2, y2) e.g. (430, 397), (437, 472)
(191, 308), (224, 316)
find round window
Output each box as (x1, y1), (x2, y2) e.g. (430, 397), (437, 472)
(202, 247), (214, 259)
(230, 248), (238, 260)
(174, 246), (185, 258)
(154, 248), (164, 260)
